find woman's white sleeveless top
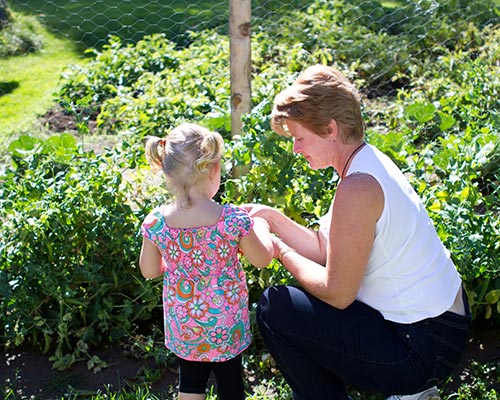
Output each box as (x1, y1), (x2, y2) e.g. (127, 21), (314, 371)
(319, 144), (461, 323)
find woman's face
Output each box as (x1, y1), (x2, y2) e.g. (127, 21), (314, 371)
(286, 120), (333, 170)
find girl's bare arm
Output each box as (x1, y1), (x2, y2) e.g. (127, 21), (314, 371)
(139, 237), (163, 279)
(239, 217), (274, 269)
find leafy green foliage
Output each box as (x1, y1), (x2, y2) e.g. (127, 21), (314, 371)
(1, 0), (499, 379)
(58, 32), (231, 138)
(251, 0), (499, 95)
(0, 134), (161, 369)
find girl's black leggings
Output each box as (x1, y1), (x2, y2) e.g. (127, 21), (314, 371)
(178, 353), (245, 400)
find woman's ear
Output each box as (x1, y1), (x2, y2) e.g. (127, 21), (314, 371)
(327, 119), (339, 141)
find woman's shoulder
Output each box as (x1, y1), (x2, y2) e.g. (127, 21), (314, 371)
(335, 173), (384, 225)
(338, 173), (383, 200)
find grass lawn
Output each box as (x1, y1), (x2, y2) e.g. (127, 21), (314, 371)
(9, 0), (228, 49)
(0, 26), (82, 149)
(0, 0), (308, 151)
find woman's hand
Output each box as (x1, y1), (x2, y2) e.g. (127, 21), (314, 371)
(241, 203), (327, 265)
(240, 203), (276, 220)
(272, 236), (297, 261)
(271, 235), (283, 260)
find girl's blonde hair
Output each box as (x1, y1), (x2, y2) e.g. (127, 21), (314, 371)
(271, 64), (365, 143)
(144, 123), (224, 207)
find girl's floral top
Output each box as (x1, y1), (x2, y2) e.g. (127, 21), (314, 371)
(141, 203), (253, 362)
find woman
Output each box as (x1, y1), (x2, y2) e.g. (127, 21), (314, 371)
(244, 65), (471, 400)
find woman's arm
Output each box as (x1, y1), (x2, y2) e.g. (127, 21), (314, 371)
(274, 174), (384, 309)
(239, 217), (274, 269)
(139, 237), (164, 279)
(241, 204), (327, 265)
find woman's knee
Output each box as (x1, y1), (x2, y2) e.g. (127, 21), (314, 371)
(257, 285), (297, 331)
(258, 286), (284, 315)
(256, 286), (271, 326)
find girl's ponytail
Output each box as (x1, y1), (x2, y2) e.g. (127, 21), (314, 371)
(144, 136), (166, 173)
(194, 131), (223, 173)
(144, 123), (224, 208)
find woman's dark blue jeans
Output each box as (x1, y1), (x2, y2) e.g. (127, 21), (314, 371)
(256, 285), (471, 400)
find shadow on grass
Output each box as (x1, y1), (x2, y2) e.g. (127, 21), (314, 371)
(10, 0), (228, 50)
(0, 81), (19, 96)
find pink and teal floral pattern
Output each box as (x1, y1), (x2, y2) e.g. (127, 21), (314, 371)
(141, 204), (253, 362)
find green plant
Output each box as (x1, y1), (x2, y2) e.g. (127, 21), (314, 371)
(0, 134), (161, 369)
(58, 34), (180, 127)
(251, 0), (499, 95)
(0, 11), (44, 57)
(453, 360), (500, 399)
(2, 0), (500, 385)
(58, 31), (231, 139)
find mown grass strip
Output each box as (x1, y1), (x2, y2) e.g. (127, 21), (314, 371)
(0, 24), (81, 147)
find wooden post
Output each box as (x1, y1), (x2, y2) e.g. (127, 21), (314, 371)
(229, 0), (251, 138)
(229, 0), (251, 177)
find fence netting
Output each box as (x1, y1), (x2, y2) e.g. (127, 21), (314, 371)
(2, 0), (499, 373)
(9, 0), (309, 49)
(9, 0), (499, 92)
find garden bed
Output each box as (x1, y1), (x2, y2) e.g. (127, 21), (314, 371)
(2, 320), (499, 399)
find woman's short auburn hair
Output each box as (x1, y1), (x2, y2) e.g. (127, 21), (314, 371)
(271, 64), (365, 143)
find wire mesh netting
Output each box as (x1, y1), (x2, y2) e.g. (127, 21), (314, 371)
(1, 2), (500, 389)
(8, 0), (309, 48)
(6, 0), (499, 91)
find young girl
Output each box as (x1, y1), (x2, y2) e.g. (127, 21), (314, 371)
(139, 123), (274, 400)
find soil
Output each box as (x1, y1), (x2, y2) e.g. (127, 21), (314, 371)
(1, 341), (178, 399)
(1, 320), (500, 400)
(38, 105), (97, 136)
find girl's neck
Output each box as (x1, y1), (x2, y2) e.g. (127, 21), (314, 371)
(166, 195), (222, 229)
(173, 195), (214, 210)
